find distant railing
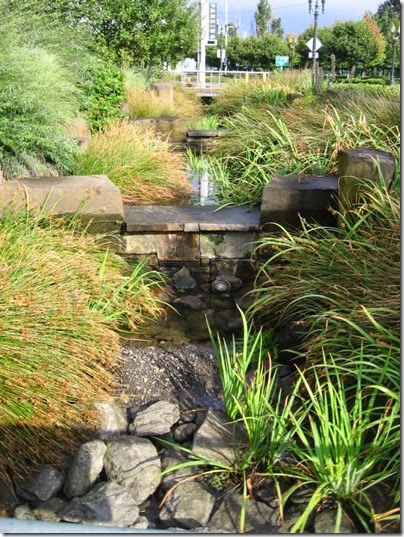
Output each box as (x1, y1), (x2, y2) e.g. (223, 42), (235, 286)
(167, 70), (271, 93)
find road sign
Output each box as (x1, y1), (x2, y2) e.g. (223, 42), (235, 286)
(275, 55), (289, 67)
(308, 52), (319, 59)
(306, 38), (322, 51)
(208, 3), (217, 42)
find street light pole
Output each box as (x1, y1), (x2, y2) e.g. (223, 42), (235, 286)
(308, 0), (325, 86)
(390, 24), (400, 85)
(288, 36), (297, 69)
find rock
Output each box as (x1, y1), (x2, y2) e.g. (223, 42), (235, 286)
(172, 266), (197, 290)
(207, 492), (281, 533)
(314, 509), (353, 533)
(160, 449), (196, 492)
(63, 440), (107, 498)
(129, 400), (180, 437)
(129, 515), (154, 529)
(32, 497), (68, 522)
(159, 480), (216, 529)
(13, 504), (36, 520)
(173, 296), (204, 311)
(92, 402), (128, 440)
(58, 481), (139, 527)
(15, 464), (64, 505)
(192, 409), (244, 467)
(174, 422), (198, 443)
(104, 435), (161, 505)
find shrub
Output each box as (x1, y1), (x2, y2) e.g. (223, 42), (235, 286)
(0, 43), (80, 179)
(81, 58), (126, 132)
(73, 122), (194, 204)
(0, 207), (166, 490)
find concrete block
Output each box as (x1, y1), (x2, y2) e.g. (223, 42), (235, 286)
(121, 234), (157, 255)
(155, 233), (200, 262)
(338, 148), (395, 207)
(0, 175), (124, 233)
(260, 174), (338, 231)
(200, 232), (256, 259)
(151, 82), (173, 104)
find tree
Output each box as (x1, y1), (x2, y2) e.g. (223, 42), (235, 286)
(363, 12), (386, 68)
(226, 34), (288, 70)
(374, 0), (400, 71)
(329, 21), (378, 71)
(271, 18), (284, 38)
(4, 0), (199, 69)
(254, 0), (272, 37)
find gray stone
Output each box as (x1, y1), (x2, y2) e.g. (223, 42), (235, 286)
(63, 440), (107, 498)
(260, 174), (339, 231)
(129, 400), (180, 436)
(13, 504), (36, 520)
(160, 449), (197, 492)
(200, 232), (256, 259)
(173, 296), (203, 311)
(93, 402), (128, 440)
(192, 409), (243, 467)
(172, 266), (197, 290)
(58, 481), (139, 527)
(32, 497), (68, 522)
(0, 175), (124, 233)
(207, 492), (281, 533)
(174, 422), (198, 443)
(129, 515), (153, 529)
(104, 435), (161, 505)
(16, 464), (64, 505)
(159, 480), (216, 529)
(314, 509), (353, 533)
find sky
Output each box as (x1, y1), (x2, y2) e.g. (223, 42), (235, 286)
(213, 0), (385, 37)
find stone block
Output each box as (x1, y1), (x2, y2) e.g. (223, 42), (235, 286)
(0, 175), (124, 233)
(338, 148), (395, 207)
(122, 234), (157, 255)
(155, 233), (200, 262)
(151, 82), (173, 104)
(260, 174), (338, 231)
(200, 232), (256, 259)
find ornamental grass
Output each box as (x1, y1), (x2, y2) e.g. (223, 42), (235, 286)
(0, 207), (165, 493)
(73, 121), (194, 204)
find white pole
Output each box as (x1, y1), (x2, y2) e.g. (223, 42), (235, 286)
(197, 0), (206, 88)
(224, 0), (228, 71)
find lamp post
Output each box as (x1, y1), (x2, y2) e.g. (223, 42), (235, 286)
(288, 36), (297, 69)
(390, 24), (400, 85)
(308, 0), (325, 85)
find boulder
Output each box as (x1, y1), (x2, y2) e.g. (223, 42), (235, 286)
(58, 481), (139, 527)
(63, 440), (107, 498)
(104, 435), (161, 505)
(15, 465), (64, 506)
(159, 480), (216, 529)
(129, 400), (180, 437)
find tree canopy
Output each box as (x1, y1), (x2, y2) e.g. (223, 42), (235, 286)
(254, 0), (272, 37)
(3, 0), (199, 69)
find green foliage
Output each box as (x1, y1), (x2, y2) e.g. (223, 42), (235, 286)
(0, 207), (165, 487)
(18, 0), (199, 70)
(254, 0), (272, 37)
(209, 91), (400, 206)
(81, 59), (125, 132)
(227, 34), (289, 70)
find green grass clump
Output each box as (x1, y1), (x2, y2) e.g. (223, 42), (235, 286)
(0, 207), (166, 490)
(73, 122), (194, 204)
(209, 93), (400, 206)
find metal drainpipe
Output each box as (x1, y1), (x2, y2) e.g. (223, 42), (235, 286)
(0, 518), (174, 533)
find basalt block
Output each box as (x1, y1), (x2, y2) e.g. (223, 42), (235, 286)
(260, 174), (338, 231)
(0, 175), (124, 233)
(338, 148), (395, 207)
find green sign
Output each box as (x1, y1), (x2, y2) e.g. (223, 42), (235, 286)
(275, 55), (289, 67)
